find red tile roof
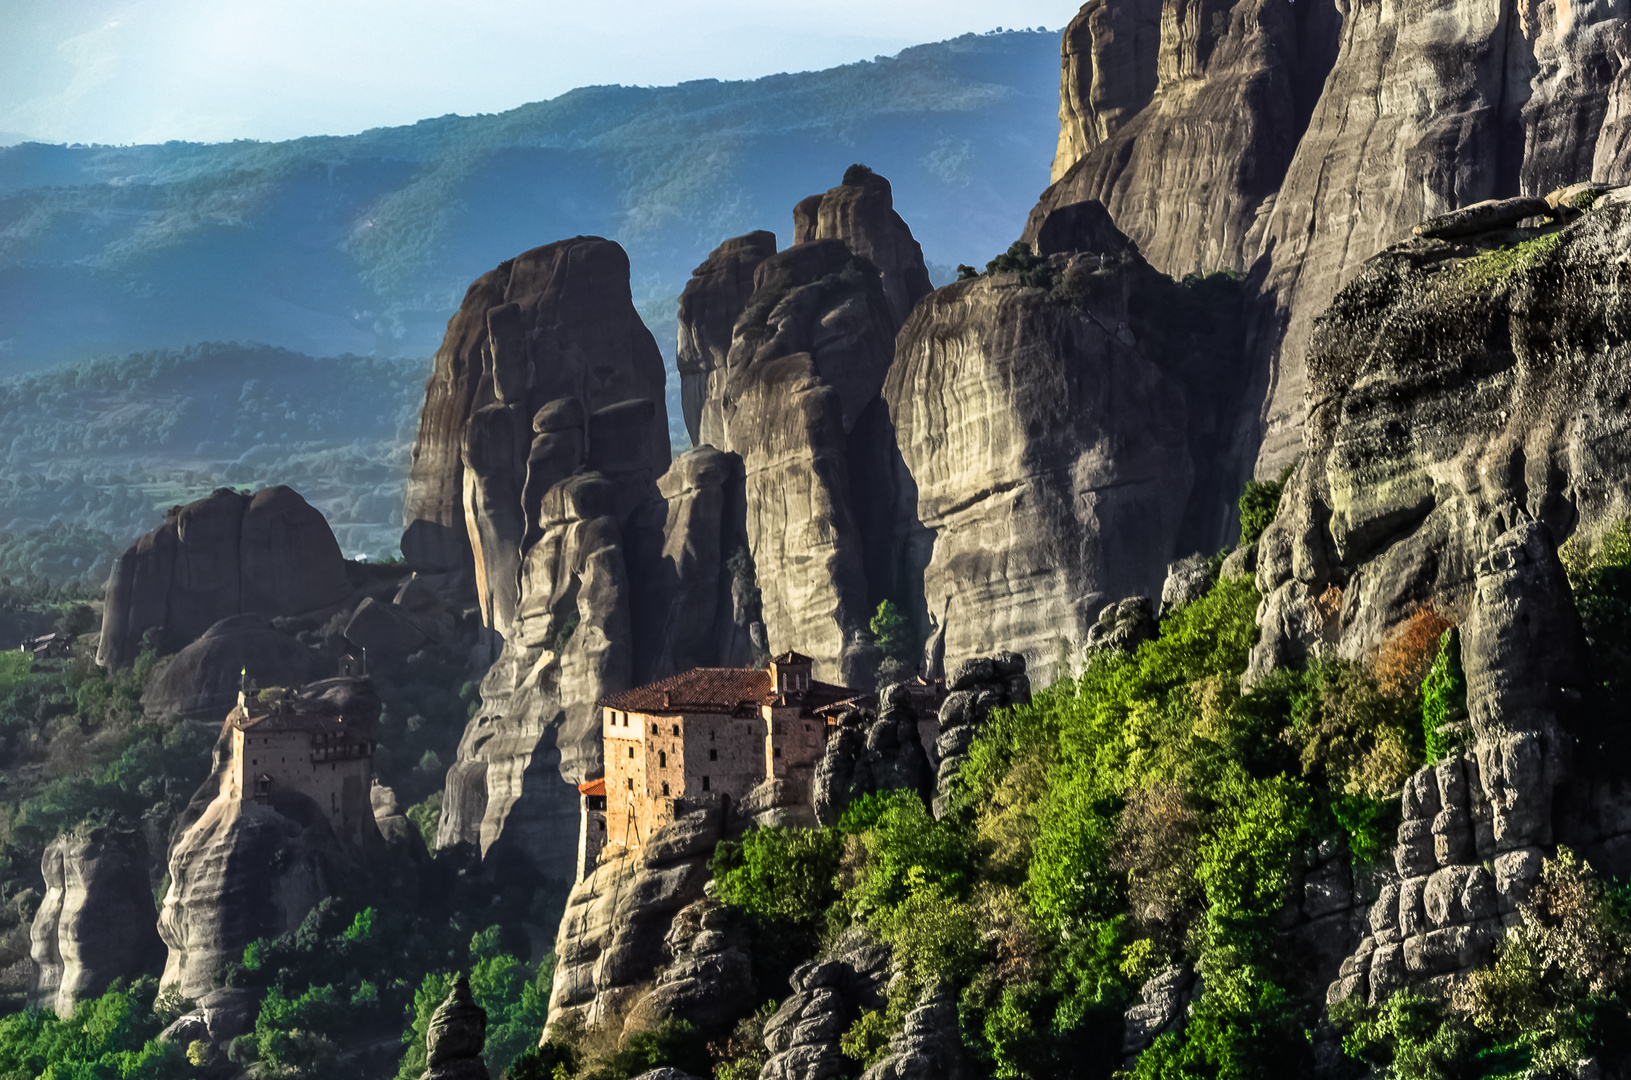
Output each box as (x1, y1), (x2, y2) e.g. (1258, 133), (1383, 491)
(600, 666), (857, 716)
(579, 778), (606, 797)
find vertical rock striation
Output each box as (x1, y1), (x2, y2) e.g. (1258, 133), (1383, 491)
(1050, 0), (1163, 182)
(29, 822), (166, 1017)
(676, 232), (778, 446)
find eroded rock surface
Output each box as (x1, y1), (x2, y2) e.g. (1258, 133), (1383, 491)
(98, 486), (350, 669)
(758, 930), (892, 1080)
(29, 821), (166, 1017)
(932, 654), (1030, 818)
(142, 614), (317, 722)
(812, 683), (932, 825)
(422, 975), (491, 1080)
(792, 170), (933, 329)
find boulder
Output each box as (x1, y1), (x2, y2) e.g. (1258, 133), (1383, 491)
(1412, 197), (1554, 238)
(344, 596), (430, 660)
(97, 486), (349, 669)
(141, 614), (316, 721)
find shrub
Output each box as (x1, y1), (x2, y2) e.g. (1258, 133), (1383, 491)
(1112, 783), (1204, 935)
(1371, 606), (1453, 700)
(1420, 628), (1468, 764)
(1238, 463), (1295, 546)
(870, 600), (911, 664)
(1282, 657), (1422, 800)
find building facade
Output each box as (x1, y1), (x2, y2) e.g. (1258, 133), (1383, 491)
(226, 678), (379, 846)
(589, 652), (854, 860)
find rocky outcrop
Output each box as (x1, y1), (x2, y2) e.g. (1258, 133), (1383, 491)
(694, 234), (897, 684)
(1050, 0), (1161, 183)
(757, 930), (892, 1080)
(792, 169), (933, 329)
(97, 486), (350, 669)
(1031, 0), (1337, 278)
(626, 896), (755, 1036)
(677, 232), (778, 445)
(859, 990), (970, 1080)
(158, 679), (383, 999)
(884, 255), (1192, 683)
(546, 809), (720, 1036)
(141, 614), (317, 721)
(29, 821), (166, 1017)
(422, 975), (490, 1080)
(1084, 596), (1158, 655)
(1246, 0), (1631, 476)
(932, 655), (1030, 818)
(401, 236), (671, 592)
(1249, 191), (1631, 679)
(1327, 521), (1589, 1005)
(812, 684), (932, 825)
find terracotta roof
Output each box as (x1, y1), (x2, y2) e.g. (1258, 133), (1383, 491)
(579, 778), (606, 797)
(600, 665), (858, 716)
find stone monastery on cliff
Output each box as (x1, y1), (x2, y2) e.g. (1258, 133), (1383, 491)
(576, 652), (858, 879)
(225, 676), (380, 845)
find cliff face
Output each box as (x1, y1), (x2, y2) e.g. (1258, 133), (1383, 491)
(676, 232), (778, 447)
(791, 171), (934, 330)
(1250, 191), (1631, 679)
(401, 237), (671, 599)
(97, 486), (350, 669)
(692, 202), (907, 684)
(29, 823), (166, 1017)
(1031, 0), (1338, 278)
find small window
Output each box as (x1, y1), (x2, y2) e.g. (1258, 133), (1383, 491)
(662, 782), (670, 796)
(773, 747), (782, 758)
(627, 778), (633, 790)
(652, 723), (658, 734)
(599, 821), (606, 832)
(622, 714), (629, 726)
(628, 746), (635, 758)
(672, 724), (679, 736)
(702, 776), (711, 791)
(659, 751), (667, 768)
(803, 724), (809, 732)
(709, 749), (718, 761)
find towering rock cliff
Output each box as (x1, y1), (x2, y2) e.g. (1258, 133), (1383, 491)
(1050, 0), (1161, 182)
(1031, 0), (1339, 278)
(97, 486), (350, 669)
(676, 232), (777, 446)
(421, 240), (760, 894)
(791, 169), (934, 329)
(29, 822), (166, 1017)
(886, 206), (1255, 684)
(401, 237), (671, 596)
(1250, 189), (1631, 678)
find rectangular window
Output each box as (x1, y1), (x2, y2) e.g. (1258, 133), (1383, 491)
(702, 776), (711, 791)
(773, 747), (782, 758)
(709, 749), (717, 761)
(626, 778), (633, 790)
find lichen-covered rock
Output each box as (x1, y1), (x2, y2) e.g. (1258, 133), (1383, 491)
(30, 821), (166, 1017)
(1085, 596), (1158, 655)
(858, 988), (970, 1080)
(932, 654), (1030, 818)
(97, 486), (350, 669)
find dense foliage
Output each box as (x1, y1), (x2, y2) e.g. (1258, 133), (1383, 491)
(0, 978), (190, 1079)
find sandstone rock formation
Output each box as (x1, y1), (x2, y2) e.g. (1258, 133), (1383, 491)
(1249, 192), (1631, 679)
(401, 236), (671, 590)
(1084, 596), (1158, 655)
(422, 975), (491, 1080)
(677, 232), (777, 445)
(1327, 521), (1590, 1005)
(812, 683), (932, 825)
(29, 821), (166, 1017)
(858, 989), (970, 1080)
(141, 614), (317, 722)
(757, 930), (892, 1080)
(546, 809), (720, 1036)
(625, 895), (755, 1036)
(1245, 0), (1631, 475)
(1050, 0), (1160, 182)
(932, 654), (1030, 818)
(885, 255), (1192, 682)
(792, 168), (934, 329)
(98, 486), (350, 669)
(694, 235), (897, 684)
(1033, 0), (1337, 277)
(158, 679), (383, 998)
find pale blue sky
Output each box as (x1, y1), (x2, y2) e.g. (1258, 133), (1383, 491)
(0, 0), (1079, 146)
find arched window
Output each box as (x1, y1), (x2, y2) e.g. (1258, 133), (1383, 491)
(628, 746), (635, 758)
(651, 723), (658, 734)
(659, 751), (667, 768)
